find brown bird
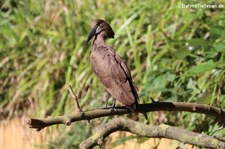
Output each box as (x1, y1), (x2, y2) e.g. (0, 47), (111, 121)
(85, 19), (139, 110)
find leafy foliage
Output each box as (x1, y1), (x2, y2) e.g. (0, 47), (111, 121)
(0, 0), (225, 148)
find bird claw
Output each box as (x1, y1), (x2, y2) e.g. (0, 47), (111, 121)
(106, 102), (117, 112)
(106, 106), (118, 112)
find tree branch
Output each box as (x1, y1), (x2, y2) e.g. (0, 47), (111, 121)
(27, 102), (225, 131)
(79, 117), (225, 149)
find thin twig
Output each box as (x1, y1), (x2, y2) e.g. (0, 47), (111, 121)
(68, 85), (82, 112)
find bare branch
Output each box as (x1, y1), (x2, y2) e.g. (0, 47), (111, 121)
(27, 102), (225, 131)
(79, 117), (225, 149)
(68, 85), (82, 112)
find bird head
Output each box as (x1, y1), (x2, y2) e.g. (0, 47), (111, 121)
(85, 19), (115, 45)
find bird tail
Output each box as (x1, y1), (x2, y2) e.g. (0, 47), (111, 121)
(128, 102), (138, 111)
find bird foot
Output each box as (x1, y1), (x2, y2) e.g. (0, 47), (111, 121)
(105, 105), (118, 112)
(105, 98), (117, 111)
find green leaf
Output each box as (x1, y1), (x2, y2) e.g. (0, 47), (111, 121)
(196, 92), (212, 104)
(174, 48), (191, 59)
(216, 61), (225, 69)
(188, 60), (216, 75)
(187, 38), (208, 47)
(211, 27), (225, 37)
(214, 43), (225, 53)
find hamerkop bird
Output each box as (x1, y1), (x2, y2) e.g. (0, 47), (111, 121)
(85, 19), (139, 110)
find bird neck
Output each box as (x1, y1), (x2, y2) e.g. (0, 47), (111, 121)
(92, 32), (107, 48)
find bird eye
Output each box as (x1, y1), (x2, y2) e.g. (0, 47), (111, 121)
(96, 26), (101, 33)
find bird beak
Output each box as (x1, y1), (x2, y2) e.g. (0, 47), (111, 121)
(85, 27), (96, 45)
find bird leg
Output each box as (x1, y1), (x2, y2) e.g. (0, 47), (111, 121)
(105, 92), (111, 108)
(112, 98), (116, 109)
(107, 98), (117, 111)
(104, 92), (117, 110)
(105, 96), (117, 112)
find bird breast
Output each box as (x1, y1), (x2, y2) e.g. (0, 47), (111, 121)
(90, 50), (113, 87)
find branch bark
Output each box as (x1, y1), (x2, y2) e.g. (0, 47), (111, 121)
(27, 102), (225, 131)
(79, 117), (225, 149)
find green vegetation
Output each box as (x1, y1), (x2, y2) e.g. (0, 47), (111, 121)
(0, 0), (225, 148)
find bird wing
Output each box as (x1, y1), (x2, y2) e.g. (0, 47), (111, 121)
(107, 47), (139, 106)
(90, 45), (138, 108)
